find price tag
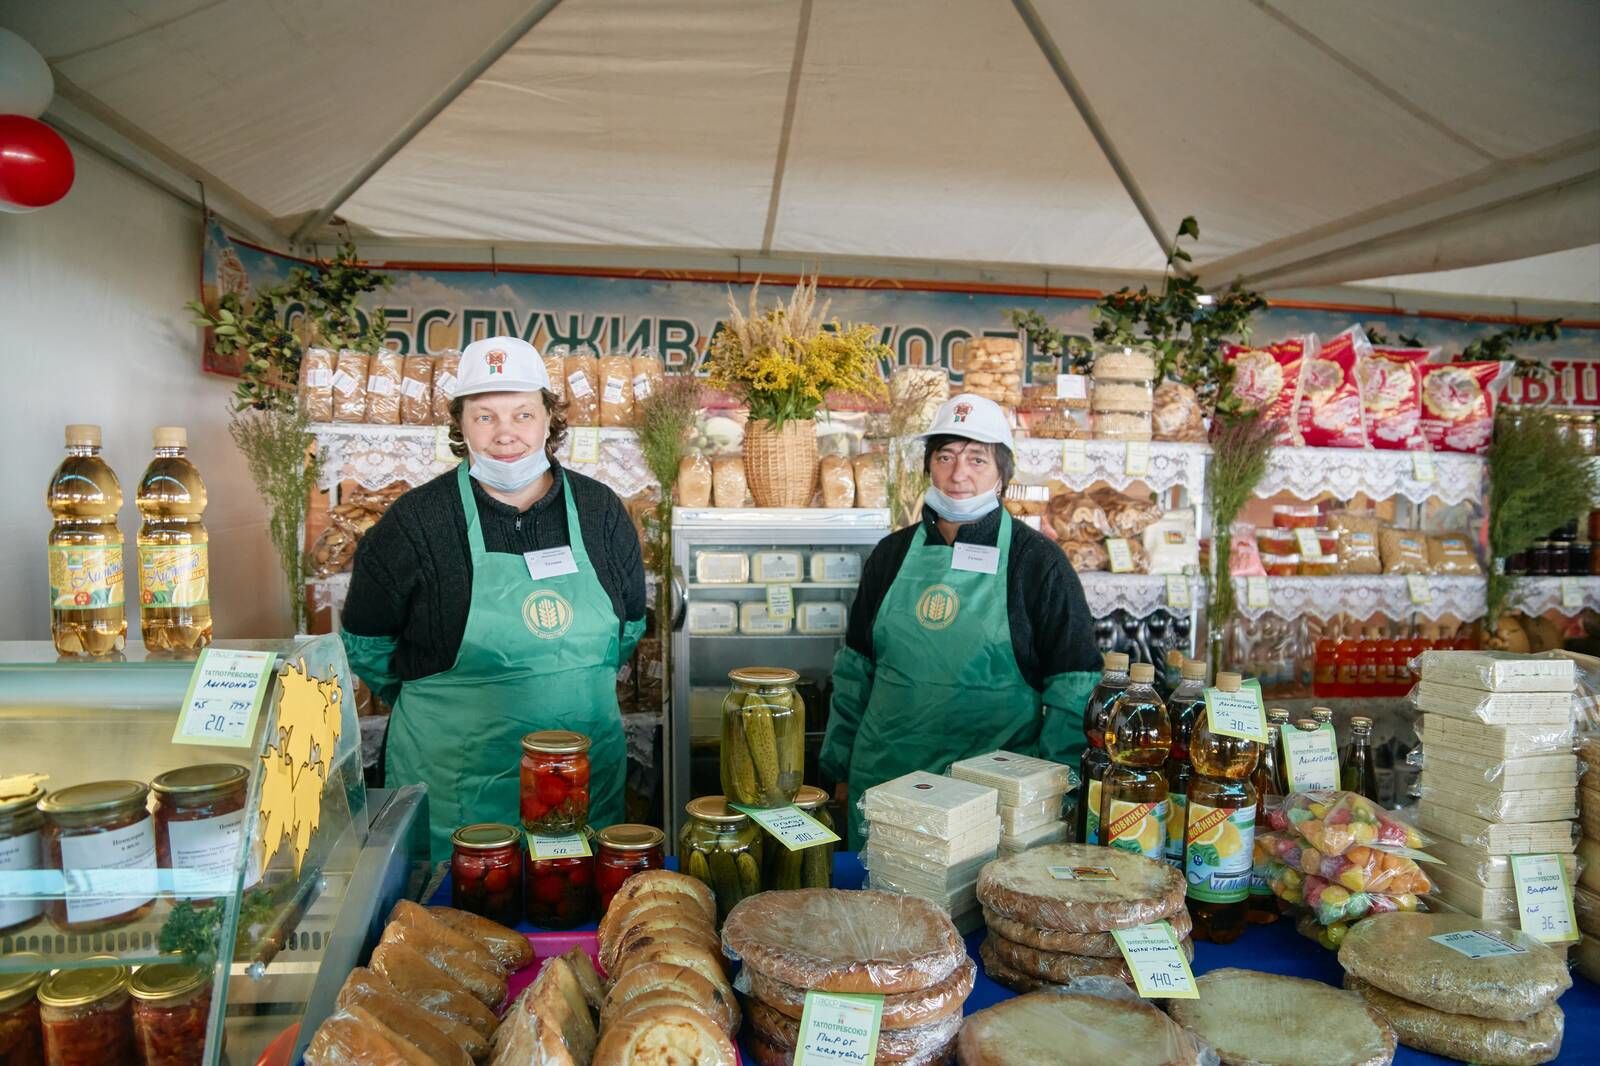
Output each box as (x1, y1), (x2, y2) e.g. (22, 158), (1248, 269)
(1246, 576), (1270, 609)
(1412, 452), (1436, 483)
(732, 804), (841, 851)
(795, 990), (883, 1065)
(525, 546), (579, 581)
(1106, 538), (1135, 573)
(1511, 853), (1580, 944)
(1407, 574), (1432, 605)
(526, 832), (592, 860)
(1561, 578), (1585, 610)
(1294, 528), (1321, 557)
(951, 543), (1000, 575)
(1282, 722), (1340, 791)
(570, 426), (601, 463)
(1124, 441), (1151, 477)
(1049, 864), (1118, 881)
(1062, 439), (1090, 474)
(1165, 574), (1191, 609)
(766, 584), (795, 620)
(1055, 373), (1087, 401)
(1430, 929), (1529, 959)
(1111, 922), (1198, 999)
(1204, 679), (1267, 742)
(173, 649), (277, 748)
(433, 425), (458, 464)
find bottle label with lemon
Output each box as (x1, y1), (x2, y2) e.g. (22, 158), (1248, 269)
(1084, 779), (1104, 845)
(1163, 794), (1187, 869)
(1184, 801), (1255, 903)
(1104, 798), (1168, 861)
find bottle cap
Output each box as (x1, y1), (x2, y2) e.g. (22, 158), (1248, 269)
(1294, 718), (1320, 731)
(1266, 708), (1290, 723)
(1103, 652), (1130, 671)
(1180, 659), (1207, 681)
(64, 423), (101, 447)
(153, 426), (188, 448)
(1128, 662), (1155, 683)
(1351, 715), (1374, 728)
(1215, 671), (1242, 692)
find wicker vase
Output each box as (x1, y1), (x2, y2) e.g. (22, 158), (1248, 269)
(743, 418), (818, 508)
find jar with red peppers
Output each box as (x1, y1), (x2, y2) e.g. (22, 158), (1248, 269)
(129, 963), (210, 1066)
(520, 731), (591, 834)
(0, 954), (47, 1066)
(37, 960), (134, 1066)
(451, 823), (523, 927)
(39, 781), (157, 933)
(523, 826), (596, 929)
(151, 764), (253, 905)
(594, 824), (665, 912)
(0, 775), (47, 935)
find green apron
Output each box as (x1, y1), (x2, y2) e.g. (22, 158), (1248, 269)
(845, 509), (1040, 849)
(384, 464), (626, 860)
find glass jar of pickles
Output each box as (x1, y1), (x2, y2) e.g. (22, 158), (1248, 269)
(0, 954), (46, 1065)
(595, 824), (665, 912)
(523, 826), (596, 929)
(762, 785), (836, 891)
(38, 960), (134, 1066)
(679, 796), (763, 924)
(39, 781), (157, 933)
(130, 963), (210, 1066)
(451, 823), (522, 927)
(520, 731), (591, 834)
(720, 668), (804, 808)
(151, 764), (253, 904)
(0, 775), (47, 934)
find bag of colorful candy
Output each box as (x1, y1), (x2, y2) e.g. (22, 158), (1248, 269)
(1265, 860), (1424, 925)
(1294, 911), (1355, 952)
(1265, 789), (1428, 853)
(1254, 832), (1433, 895)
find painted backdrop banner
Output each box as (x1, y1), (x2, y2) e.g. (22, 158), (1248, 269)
(202, 221), (1600, 406)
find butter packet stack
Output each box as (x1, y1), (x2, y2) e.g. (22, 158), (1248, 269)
(951, 750), (1076, 856)
(1578, 735), (1600, 972)
(862, 771), (1000, 933)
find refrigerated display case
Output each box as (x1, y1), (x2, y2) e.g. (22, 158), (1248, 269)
(668, 507), (891, 848)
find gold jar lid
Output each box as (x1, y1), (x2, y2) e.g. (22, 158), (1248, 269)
(0, 954), (47, 1012)
(793, 785), (828, 812)
(597, 824), (665, 852)
(684, 796), (749, 827)
(452, 823), (520, 851)
(152, 764), (248, 798)
(728, 667), (799, 687)
(38, 958), (129, 1009)
(38, 780), (148, 817)
(1351, 715), (1374, 728)
(521, 730), (591, 756)
(0, 773), (47, 817)
(130, 962), (207, 1003)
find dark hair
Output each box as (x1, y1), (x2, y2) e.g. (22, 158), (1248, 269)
(448, 390), (569, 461)
(922, 435), (1013, 491)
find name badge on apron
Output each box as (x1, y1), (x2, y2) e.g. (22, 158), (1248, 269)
(951, 543), (1000, 575)
(524, 546), (579, 581)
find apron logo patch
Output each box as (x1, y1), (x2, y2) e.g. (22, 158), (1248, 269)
(522, 589), (574, 639)
(914, 584), (961, 630)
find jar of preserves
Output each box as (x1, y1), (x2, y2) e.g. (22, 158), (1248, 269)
(151, 764), (252, 904)
(129, 963), (209, 1066)
(679, 796), (763, 924)
(595, 824), (665, 912)
(451, 823), (522, 927)
(720, 668), (804, 808)
(39, 781), (156, 933)
(0, 775), (47, 934)
(38, 960), (134, 1066)
(520, 731), (591, 834)
(523, 826), (596, 929)
(0, 954), (47, 1066)
(762, 785), (835, 890)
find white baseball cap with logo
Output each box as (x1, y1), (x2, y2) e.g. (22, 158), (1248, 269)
(453, 336), (550, 398)
(918, 392), (1015, 453)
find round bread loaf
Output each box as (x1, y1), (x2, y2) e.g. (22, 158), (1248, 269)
(591, 1004), (737, 1066)
(601, 961), (739, 1037)
(984, 932), (1192, 985)
(746, 956), (974, 1029)
(976, 938), (1062, 995)
(1168, 968), (1397, 1066)
(982, 906), (1192, 956)
(976, 845), (1185, 932)
(958, 989), (1202, 1066)
(1343, 974), (1562, 1066)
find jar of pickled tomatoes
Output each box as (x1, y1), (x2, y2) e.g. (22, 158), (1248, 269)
(152, 764), (253, 905)
(523, 826), (596, 929)
(451, 823), (523, 927)
(595, 824), (665, 912)
(520, 731), (591, 834)
(38, 960), (134, 1066)
(0, 954), (47, 1066)
(0, 776), (47, 934)
(39, 781), (157, 933)
(130, 963), (211, 1066)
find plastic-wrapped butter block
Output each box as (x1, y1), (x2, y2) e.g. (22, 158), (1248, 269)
(1419, 713), (1572, 760)
(686, 600), (738, 635)
(1420, 744), (1576, 792)
(950, 750), (1075, 805)
(809, 551), (863, 583)
(865, 868), (982, 913)
(862, 771), (999, 839)
(864, 817), (1003, 866)
(1425, 836), (1577, 890)
(1414, 680), (1572, 726)
(998, 819), (1070, 855)
(1415, 650), (1576, 692)
(751, 550), (802, 583)
(999, 794), (1067, 835)
(738, 601), (792, 635)
(796, 602), (847, 635)
(1417, 775), (1577, 823)
(694, 550), (750, 584)
(862, 844), (992, 892)
(1427, 863), (1520, 922)
(1416, 803), (1576, 855)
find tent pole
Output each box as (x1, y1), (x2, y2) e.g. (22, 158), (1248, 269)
(761, 0), (814, 255)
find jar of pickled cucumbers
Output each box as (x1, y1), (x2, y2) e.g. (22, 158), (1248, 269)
(761, 785), (836, 891)
(678, 796), (763, 924)
(720, 667), (804, 808)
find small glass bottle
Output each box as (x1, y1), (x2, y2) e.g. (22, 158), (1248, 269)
(1099, 663), (1171, 862)
(38, 960), (134, 1066)
(679, 796), (763, 925)
(39, 781), (157, 933)
(595, 824), (666, 913)
(451, 823), (523, 927)
(1248, 709), (1289, 925)
(1077, 652), (1130, 845)
(1341, 716), (1381, 803)
(0, 954), (47, 1066)
(0, 777), (47, 934)
(519, 731), (591, 834)
(129, 963), (211, 1066)
(1185, 672), (1259, 944)
(523, 825), (596, 930)
(151, 763), (253, 905)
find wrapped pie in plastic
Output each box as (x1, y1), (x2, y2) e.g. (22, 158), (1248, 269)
(819, 454), (856, 509)
(305, 1005), (438, 1066)
(1151, 380), (1207, 442)
(982, 906), (1192, 958)
(1379, 529), (1429, 574)
(1331, 513), (1383, 575)
(1343, 974), (1563, 1066)
(299, 347), (335, 422)
(337, 969), (477, 1065)
(975, 844), (1186, 933)
(599, 353), (635, 427)
(1420, 361), (1511, 454)
(1093, 489), (1162, 538)
(677, 454), (713, 508)
(364, 351), (403, 425)
(1295, 327), (1368, 449)
(1169, 969), (1397, 1066)
(1047, 493), (1111, 542)
(853, 452), (887, 508)
(747, 996), (961, 1060)
(564, 346), (600, 427)
(984, 932), (1191, 986)
(399, 355), (435, 424)
(959, 983), (1204, 1066)
(332, 349), (370, 422)
(745, 956), (974, 1031)
(431, 351), (460, 423)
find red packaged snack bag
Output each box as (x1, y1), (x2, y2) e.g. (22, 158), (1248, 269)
(1296, 328), (1368, 449)
(1359, 345), (1434, 450)
(1224, 337), (1306, 444)
(1420, 361), (1511, 454)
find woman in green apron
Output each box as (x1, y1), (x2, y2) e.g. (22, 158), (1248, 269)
(341, 337), (646, 859)
(820, 393), (1102, 848)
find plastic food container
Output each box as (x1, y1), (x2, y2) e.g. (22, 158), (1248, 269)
(679, 796), (763, 925)
(694, 551), (750, 584)
(1272, 504), (1320, 529)
(520, 731), (591, 834)
(1299, 554), (1339, 577)
(0, 778), (45, 933)
(595, 824), (666, 912)
(151, 763), (253, 903)
(523, 826), (597, 929)
(737, 602), (792, 636)
(721, 667), (804, 808)
(38, 960), (134, 1066)
(39, 781), (157, 932)
(686, 601), (738, 635)
(451, 823), (523, 927)
(1260, 553), (1300, 577)
(796, 602), (847, 636)
(809, 552), (862, 583)
(130, 963), (210, 1066)
(751, 551), (803, 583)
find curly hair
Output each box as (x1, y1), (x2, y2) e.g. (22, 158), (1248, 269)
(448, 390), (569, 461)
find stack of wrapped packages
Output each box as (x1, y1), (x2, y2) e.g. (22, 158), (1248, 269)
(974, 844), (1192, 992)
(950, 750), (1075, 856)
(1577, 731), (1600, 981)
(1339, 912), (1569, 1064)
(1411, 651), (1578, 929)
(861, 771), (1000, 934)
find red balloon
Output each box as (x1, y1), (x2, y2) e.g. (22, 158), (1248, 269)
(0, 114), (74, 209)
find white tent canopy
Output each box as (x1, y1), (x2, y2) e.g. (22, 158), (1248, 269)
(6, 0), (1599, 303)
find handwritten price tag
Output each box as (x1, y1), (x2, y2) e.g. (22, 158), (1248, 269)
(173, 649), (276, 747)
(1111, 922), (1198, 999)
(795, 991), (883, 1065)
(1124, 441), (1151, 477)
(1246, 576), (1270, 609)
(766, 585), (795, 620)
(1561, 578), (1585, 611)
(1407, 574), (1432, 606)
(1107, 538), (1135, 573)
(732, 804), (841, 852)
(1512, 853), (1580, 944)
(1165, 574), (1191, 609)
(1294, 528), (1321, 557)
(1062, 439), (1090, 474)
(569, 427), (601, 464)
(527, 832), (592, 860)
(1412, 452), (1436, 483)
(1204, 679), (1267, 742)
(1282, 722), (1340, 792)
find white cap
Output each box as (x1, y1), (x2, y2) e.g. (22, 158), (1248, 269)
(917, 392), (1014, 453)
(454, 337), (550, 397)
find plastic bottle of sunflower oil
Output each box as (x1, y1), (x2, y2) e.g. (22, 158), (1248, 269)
(1099, 662), (1170, 862)
(1185, 671), (1260, 944)
(46, 424), (127, 656)
(136, 426), (213, 652)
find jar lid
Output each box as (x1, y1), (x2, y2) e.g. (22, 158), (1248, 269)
(152, 763), (248, 797)
(452, 823), (520, 851)
(0, 954), (47, 1011)
(38, 959), (129, 1008)
(521, 730), (591, 756)
(0, 773), (47, 816)
(130, 962), (207, 1002)
(684, 796), (748, 827)
(1293, 719), (1320, 731)
(793, 785), (829, 812)
(1311, 706), (1334, 720)
(38, 780), (148, 816)
(597, 824), (665, 852)
(728, 667), (799, 687)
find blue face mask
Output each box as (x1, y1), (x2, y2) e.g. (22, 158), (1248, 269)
(470, 447), (551, 492)
(923, 485), (1000, 522)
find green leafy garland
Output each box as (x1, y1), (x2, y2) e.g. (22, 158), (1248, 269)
(1205, 411), (1280, 669)
(229, 407), (321, 633)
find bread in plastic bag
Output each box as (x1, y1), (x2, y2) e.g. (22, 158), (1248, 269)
(1337, 912), (1571, 1021)
(981, 905), (1191, 959)
(300, 346), (335, 421)
(1151, 380), (1207, 443)
(1412, 679), (1572, 726)
(853, 452), (888, 508)
(750, 995), (962, 1060)
(984, 931), (1191, 985)
(592, 1004), (737, 1066)
(1059, 538), (1109, 572)
(1266, 790), (1428, 852)
(378, 919), (506, 1008)
(746, 955), (973, 1030)
(1296, 327), (1369, 450)
(711, 455), (747, 508)
(1330, 513), (1383, 575)
(368, 941), (499, 1040)
(819, 454), (856, 509)
(1254, 832), (1432, 895)
(426, 904), (534, 971)
(431, 351), (460, 422)
(565, 348), (600, 427)
(1093, 488), (1162, 538)
(1168, 968), (1396, 1066)
(363, 350), (403, 425)
(974, 844), (1186, 933)
(1266, 861), (1423, 925)
(335, 969), (474, 1066)
(599, 353), (635, 427)
(1047, 492), (1112, 541)
(304, 1004), (435, 1066)
(676, 453), (713, 507)
(630, 350), (664, 411)
(721, 888), (966, 995)
(957, 980), (1208, 1066)
(542, 345), (567, 402)
(332, 349), (370, 422)
(388, 900), (505, 973)
(1345, 974), (1562, 1066)
(399, 355), (434, 424)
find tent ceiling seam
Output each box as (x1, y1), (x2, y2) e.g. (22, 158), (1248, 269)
(761, 0), (813, 255)
(44, 0), (232, 64)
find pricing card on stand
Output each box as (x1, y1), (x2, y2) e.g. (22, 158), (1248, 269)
(1062, 439), (1090, 474)
(1561, 578), (1585, 610)
(1246, 576), (1270, 609)
(433, 425), (458, 465)
(1407, 574), (1432, 605)
(1511, 853), (1580, 944)
(1166, 574), (1191, 609)
(1294, 528), (1321, 557)
(1111, 922), (1198, 999)
(1282, 722), (1340, 791)
(569, 426), (601, 464)
(766, 584), (795, 620)
(795, 991), (884, 1065)
(526, 832), (592, 859)
(1203, 678), (1267, 742)
(1412, 451), (1436, 483)
(1107, 538), (1136, 573)
(732, 804), (840, 851)
(1124, 441), (1151, 477)
(1056, 374), (1088, 401)
(173, 649), (277, 747)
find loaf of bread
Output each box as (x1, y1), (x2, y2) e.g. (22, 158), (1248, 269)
(426, 905), (534, 971)
(591, 1005), (737, 1066)
(378, 919), (506, 1008)
(600, 354), (635, 427)
(332, 350), (370, 422)
(300, 347), (335, 422)
(677, 454), (713, 507)
(399, 356), (435, 425)
(431, 352), (460, 422)
(819, 454), (856, 508)
(365, 351), (404, 425)
(368, 942), (499, 1040)
(304, 1005), (435, 1066)
(602, 961), (740, 1037)
(712, 456), (747, 508)
(1168, 969), (1397, 1066)
(336, 969), (474, 1066)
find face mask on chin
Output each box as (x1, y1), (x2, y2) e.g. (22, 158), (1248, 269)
(923, 484), (1000, 522)
(469, 445), (551, 493)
